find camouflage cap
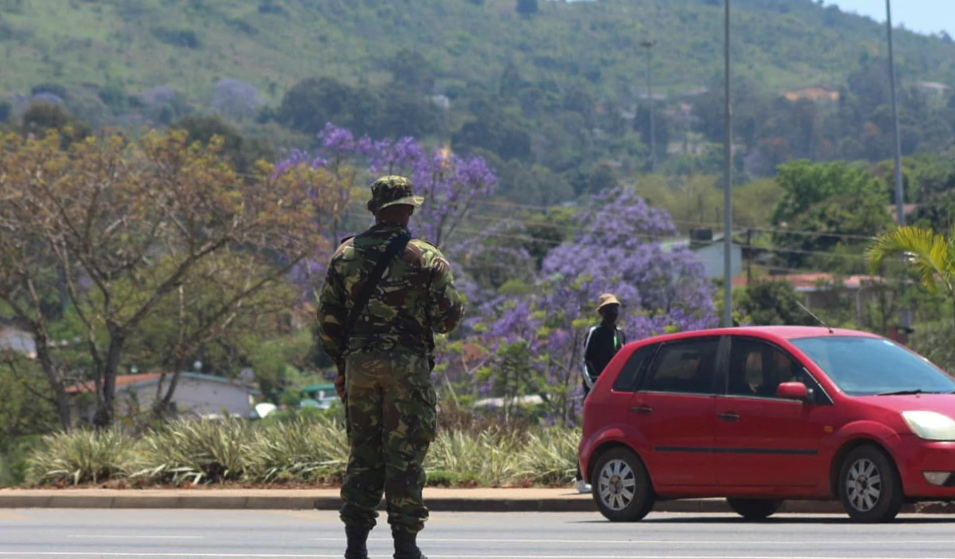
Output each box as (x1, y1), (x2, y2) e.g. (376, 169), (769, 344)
(367, 175), (424, 213)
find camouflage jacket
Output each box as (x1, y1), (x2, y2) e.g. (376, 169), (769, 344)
(317, 223), (465, 364)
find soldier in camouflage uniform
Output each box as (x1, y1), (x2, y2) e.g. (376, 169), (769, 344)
(317, 176), (465, 559)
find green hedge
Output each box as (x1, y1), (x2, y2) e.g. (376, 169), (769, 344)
(26, 416), (580, 488)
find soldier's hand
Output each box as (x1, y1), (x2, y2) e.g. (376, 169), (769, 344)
(334, 374), (346, 399)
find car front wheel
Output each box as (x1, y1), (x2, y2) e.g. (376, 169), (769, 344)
(838, 445), (903, 523)
(726, 498), (784, 520)
(592, 447), (655, 522)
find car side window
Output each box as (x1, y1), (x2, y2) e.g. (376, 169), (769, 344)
(642, 338), (720, 394)
(789, 365), (832, 405)
(612, 344), (657, 392)
(727, 338), (800, 399)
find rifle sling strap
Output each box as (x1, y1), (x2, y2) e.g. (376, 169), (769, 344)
(343, 233), (412, 342)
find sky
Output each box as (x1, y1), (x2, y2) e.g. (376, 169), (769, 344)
(826, 0), (953, 37)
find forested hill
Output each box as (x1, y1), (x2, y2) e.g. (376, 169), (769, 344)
(1, 0), (953, 103)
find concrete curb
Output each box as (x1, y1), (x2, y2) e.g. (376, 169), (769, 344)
(0, 491), (949, 514)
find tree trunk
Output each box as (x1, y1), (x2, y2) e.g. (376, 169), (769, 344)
(93, 335), (125, 429)
(33, 331), (71, 431)
(155, 370), (185, 421)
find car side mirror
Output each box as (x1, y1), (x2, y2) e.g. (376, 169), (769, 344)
(777, 381), (809, 402)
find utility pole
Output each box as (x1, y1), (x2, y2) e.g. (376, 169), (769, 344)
(746, 228), (752, 287)
(722, 0), (733, 328)
(640, 39), (657, 173)
(885, 0), (912, 336)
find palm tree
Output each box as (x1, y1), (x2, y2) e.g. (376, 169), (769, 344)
(867, 226), (955, 322)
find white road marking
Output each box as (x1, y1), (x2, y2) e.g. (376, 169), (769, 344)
(67, 535), (204, 540)
(1, 554), (954, 559)
(316, 536), (955, 546)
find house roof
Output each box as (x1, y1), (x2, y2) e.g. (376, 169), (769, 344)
(782, 86), (840, 102)
(733, 273), (884, 292)
(660, 234), (743, 252)
(302, 383), (335, 394)
(67, 372), (260, 395)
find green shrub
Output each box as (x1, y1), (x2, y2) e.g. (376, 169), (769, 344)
(425, 428), (523, 487)
(247, 415), (348, 483)
(515, 428), (579, 486)
(425, 469), (481, 487)
(129, 419), (252, 485)
(0, 436), (43, 487)
(22, 418), (583, 488)
(27, 428), (134, 485)
(152, 27), (202, 49)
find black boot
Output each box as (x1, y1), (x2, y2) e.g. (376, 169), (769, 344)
(393, 531), (427, 559)
(344, 526), (369, 559)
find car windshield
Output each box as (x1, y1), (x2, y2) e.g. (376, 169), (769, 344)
(790, 336), (955, 397)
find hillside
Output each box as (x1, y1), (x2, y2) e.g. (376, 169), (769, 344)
(1, 0), (954, 106)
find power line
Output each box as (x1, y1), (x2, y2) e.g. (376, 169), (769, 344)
(336, 208), (874, 262)
(449, 224), (869, 262)
(465, 207), (880, 243)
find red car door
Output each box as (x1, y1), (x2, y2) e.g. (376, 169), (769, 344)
(714, 336), (834, 487)
(629, 336), (723, 487)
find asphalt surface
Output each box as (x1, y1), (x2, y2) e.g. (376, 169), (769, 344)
(1, 509), (955, 558)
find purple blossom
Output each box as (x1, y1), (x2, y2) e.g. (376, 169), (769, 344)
(274, 122), (500, 299)
(211, 78), (263, 119)
(276, 122), (499, 249)
(455, 187), (718, 425)
(318, 123), (359, 158)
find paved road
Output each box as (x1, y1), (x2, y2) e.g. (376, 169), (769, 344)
(0, 509), (954, 558)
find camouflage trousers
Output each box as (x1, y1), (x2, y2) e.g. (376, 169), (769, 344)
(339, 351), (437, 535)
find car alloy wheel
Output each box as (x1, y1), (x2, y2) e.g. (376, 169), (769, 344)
(837, 445), (903, 523)
(846, 457), (882, 513)
(599, 458), (637, 511)
(591, 446), (655, 522)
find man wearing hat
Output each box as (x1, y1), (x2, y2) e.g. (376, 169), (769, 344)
(317, 176), (464, 559)
(575, 293), (626, 493)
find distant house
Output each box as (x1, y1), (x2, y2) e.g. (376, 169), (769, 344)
(782, 86), (840, 103)
(661, 228), (743, 280)
(0, 328), (36, 358)
(784, 274), (883, 324)
(914, 82), (950, 97)
(300, 382), (340, 410)
(733, 273), (891, 327)
(67, 372), (260, 423)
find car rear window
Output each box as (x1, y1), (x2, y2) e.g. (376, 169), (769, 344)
(643, 337), (720, 394)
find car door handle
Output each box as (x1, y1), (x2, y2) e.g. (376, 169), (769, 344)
(630, 405), (653, 414)
(717, 412), (740, 422)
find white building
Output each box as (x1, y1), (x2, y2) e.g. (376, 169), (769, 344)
(68, 372), (259, 423)
(0, 327), (35, 358)
(661, 228), (743, 280)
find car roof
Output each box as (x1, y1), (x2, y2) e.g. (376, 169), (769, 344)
(632, 326), (881, 346)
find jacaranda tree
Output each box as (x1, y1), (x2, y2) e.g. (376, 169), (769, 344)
(441, 187), (718, 425)
(277, 128), (717, 425)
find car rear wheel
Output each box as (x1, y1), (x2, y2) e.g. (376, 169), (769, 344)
(592, 447), (655, 522)
(838, 445), (903, 523)
(726, 498), (784, 520)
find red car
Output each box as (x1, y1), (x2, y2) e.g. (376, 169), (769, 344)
(578, 326), (955, 523)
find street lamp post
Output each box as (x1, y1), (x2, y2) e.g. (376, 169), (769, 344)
(640, 39), (657, 173)
(723, 0), (733, 328)
(885, 0), (912, 333)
